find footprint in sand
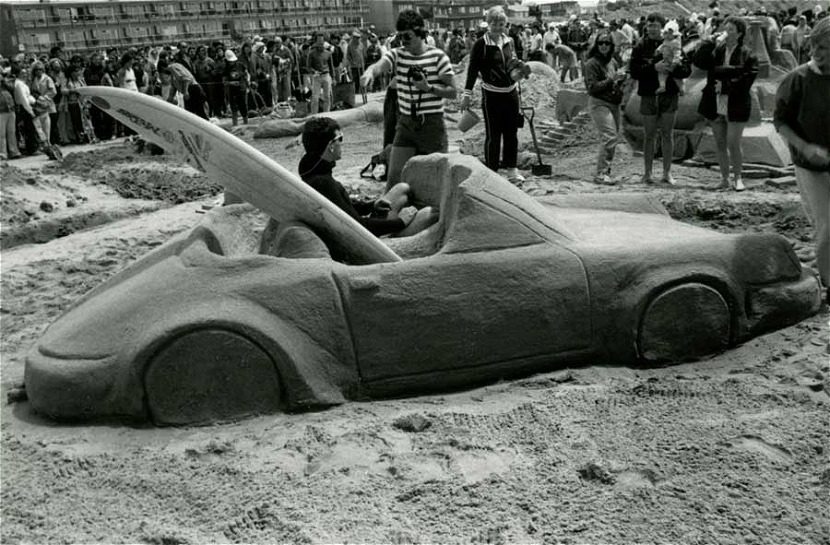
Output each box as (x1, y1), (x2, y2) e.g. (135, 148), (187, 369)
(725, 434), (794, 464)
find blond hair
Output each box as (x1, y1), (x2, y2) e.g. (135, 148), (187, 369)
(486, 6), (507, 24)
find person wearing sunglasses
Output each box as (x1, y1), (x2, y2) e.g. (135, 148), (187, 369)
(584, 31), (627, 185)
(298, 116), (438, 238)
(629, 12), (692, 185)
(360, 9), (458, 193)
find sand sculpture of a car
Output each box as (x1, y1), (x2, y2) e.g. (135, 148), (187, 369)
(25, 154), (821, 425)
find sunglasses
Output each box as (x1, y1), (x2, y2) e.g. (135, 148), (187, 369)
(597, 41), (613, 45)
(329, 134), (343, 145)
(399, 31), (416, 41)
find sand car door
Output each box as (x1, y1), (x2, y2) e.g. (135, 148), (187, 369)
(338, 206), (591, 382)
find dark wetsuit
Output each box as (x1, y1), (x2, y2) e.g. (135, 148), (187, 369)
(298, 154), (404, 236)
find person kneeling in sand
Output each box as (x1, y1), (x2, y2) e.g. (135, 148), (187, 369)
(299, 117), (437, 238)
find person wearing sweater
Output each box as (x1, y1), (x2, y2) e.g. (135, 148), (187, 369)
(583, 30), (627, 185)
(774, 16), (830, 296)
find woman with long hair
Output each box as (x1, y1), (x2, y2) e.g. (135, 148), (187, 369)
(460, 5), (526, 184)
(694, 15), (759, 191)
(583, 29), (627, 184)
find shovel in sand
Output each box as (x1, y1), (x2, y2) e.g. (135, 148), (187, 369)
(521, 106), (552, 176)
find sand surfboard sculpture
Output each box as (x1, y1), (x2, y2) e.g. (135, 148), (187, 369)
(77, 86), (402, 265)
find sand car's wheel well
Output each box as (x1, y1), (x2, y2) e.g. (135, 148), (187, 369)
(143, 327), (284, 426)
(636, 281), (734, 363)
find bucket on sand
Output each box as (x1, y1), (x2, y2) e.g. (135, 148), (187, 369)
(458, 108), (481, 132)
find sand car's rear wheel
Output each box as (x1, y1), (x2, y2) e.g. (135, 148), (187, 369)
(145, 329), (282, 425)
(638, 283), (731, 363)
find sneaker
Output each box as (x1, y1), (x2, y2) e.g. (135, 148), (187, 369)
(733, 178), (746, 192)
(641, 174), (654, 184)
(661, 174), (677, 186)
(505, 168), (525, 184)
(593, 174), (615, 185)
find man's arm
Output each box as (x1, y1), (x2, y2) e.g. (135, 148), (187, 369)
(429, 73), (458, 99)
(360, 53), (393, 88)
(463, 38), (484, 92)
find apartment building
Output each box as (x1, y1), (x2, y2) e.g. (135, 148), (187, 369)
(0, 0), (369, 57)
(365, 0), (511, 34)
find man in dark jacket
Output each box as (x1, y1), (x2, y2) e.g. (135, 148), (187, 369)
(630, 12), (692, 184)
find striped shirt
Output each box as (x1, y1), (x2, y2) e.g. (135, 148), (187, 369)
(383, 46), (453, 116)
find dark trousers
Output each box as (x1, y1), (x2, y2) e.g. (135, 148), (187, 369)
(185, 84), (208, 119)
(16, 106), (38, 155)
(90, 104), (113, 140)
(207, 80), (225, 117)
(383, 86), (398, 148)
(351, 67), (362, 94)
(257, 78), (273, 108)
(482, 88), (520, 170)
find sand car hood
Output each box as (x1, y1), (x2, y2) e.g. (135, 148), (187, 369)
(548, 206), (804, 284)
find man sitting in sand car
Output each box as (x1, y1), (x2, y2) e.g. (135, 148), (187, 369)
(298, 116), (438, 238)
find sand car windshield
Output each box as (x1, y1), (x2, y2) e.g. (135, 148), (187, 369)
(440, 180), (576, 254)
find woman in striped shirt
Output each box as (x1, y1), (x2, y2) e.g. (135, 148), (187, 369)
(361, 9), (458, 192)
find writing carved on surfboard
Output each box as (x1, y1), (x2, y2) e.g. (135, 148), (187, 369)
(113, 106), (210, 172)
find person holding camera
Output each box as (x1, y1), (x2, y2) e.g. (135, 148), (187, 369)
(584, 30), (627, 184)
(360, 9), (457, 191)
(461, 6), (527, 184)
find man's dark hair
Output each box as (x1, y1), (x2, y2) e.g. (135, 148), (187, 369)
(396, 9), (427, 38)
(645, 13), (666, 26)
(302, 117), (340, 156)
(723, 15), (747, 42)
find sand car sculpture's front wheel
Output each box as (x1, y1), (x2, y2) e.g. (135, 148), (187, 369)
(637, 283), (732, 363)
(144, 328), (283, 425)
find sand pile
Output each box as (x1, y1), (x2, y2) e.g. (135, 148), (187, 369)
(451, 60), (559, 117)
(47, 145), (220, 204)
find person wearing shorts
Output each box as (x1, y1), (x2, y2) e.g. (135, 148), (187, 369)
(630, 12), (692, 185)
(360, 9), (457, 192)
